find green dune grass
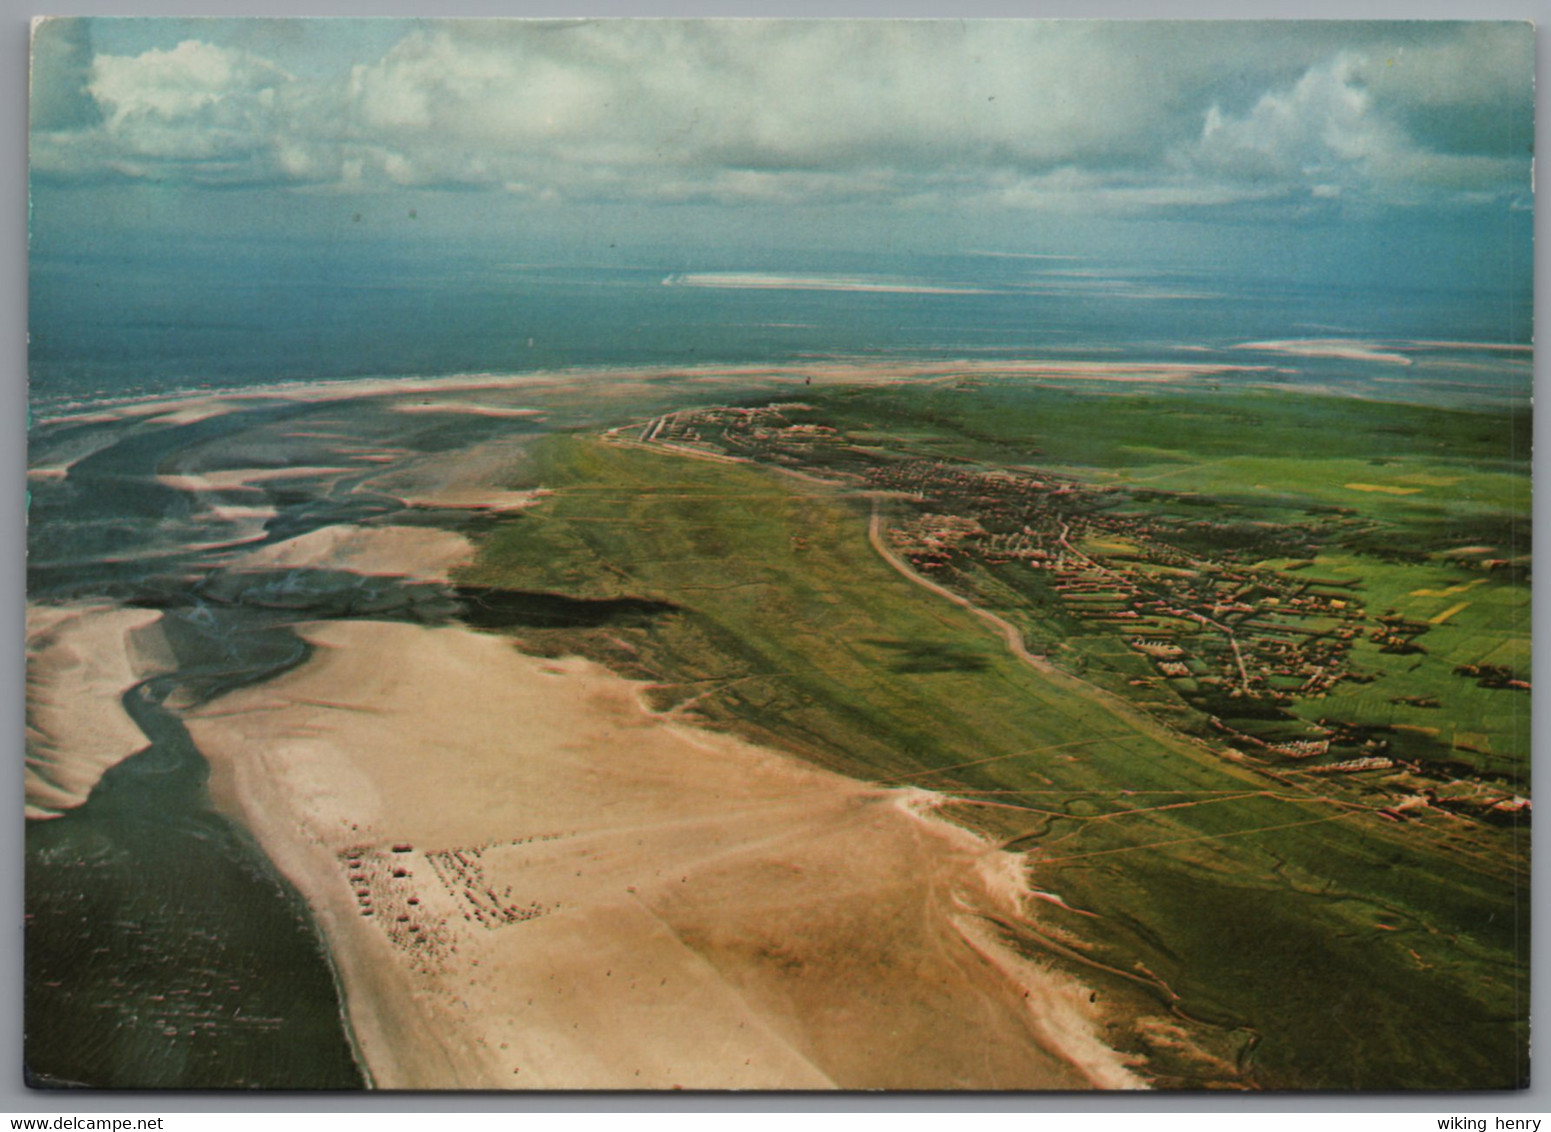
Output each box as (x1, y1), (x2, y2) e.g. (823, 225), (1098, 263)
(460, 409), (1528, 1090)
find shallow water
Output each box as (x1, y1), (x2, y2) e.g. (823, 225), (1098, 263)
(26, 662), (366, 1089)
(29, 248), (1531, 408)
(23, 403), (517, 1089)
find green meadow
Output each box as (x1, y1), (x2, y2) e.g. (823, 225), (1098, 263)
(459, 377), (1529, 1090)
(808, 382), (1531, 777)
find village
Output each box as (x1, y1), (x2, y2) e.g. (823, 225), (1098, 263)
(631, 402), (1530, 803)
(638, 404), (1371, 711)
(865, 455), (1371, 721)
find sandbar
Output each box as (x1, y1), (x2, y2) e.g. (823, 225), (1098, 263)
(158, 467), (356, 494)
(227, 524), (475, 583)
(25, 603), (171, 819)
(1235, 339), (1412, 366)
(388, 400), (544, 419)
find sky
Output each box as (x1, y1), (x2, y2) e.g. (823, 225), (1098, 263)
(27, 19), (1535, 298)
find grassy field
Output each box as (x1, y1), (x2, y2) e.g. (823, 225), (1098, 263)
(808, 381), (1532, 777)
(1282, 553), (1530, 778)
(815, 381), (1530, 469)
(819, 381), (1529, 536)
(459, 406), (1529, 1090)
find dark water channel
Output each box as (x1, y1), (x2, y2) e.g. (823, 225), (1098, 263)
(25, 588), (380, 1088)
(26, 572), (677, 1088)
(27, 665), (366, 1087)
(26, 403), (682, 1088)
(25, 407), (434, 1089)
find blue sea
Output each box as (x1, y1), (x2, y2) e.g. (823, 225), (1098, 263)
(28, 243), (1533, 408)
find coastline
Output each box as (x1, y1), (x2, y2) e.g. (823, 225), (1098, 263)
(29, 341), (1531, 434)
(184, 618), (1142, 1090)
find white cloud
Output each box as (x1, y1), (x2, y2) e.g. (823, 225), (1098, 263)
(1183, 49), (1529, 205)
(90, 39), (287, 123)
(90, 40), (293, 168)
(29, 20), (1534, 215)
(33, 36), (320, 183)
(1190, 55), (1395, 184)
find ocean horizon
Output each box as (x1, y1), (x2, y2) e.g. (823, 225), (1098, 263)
(29, 244), (1532, 409)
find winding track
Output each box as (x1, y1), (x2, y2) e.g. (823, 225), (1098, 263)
(863, 497), (1244, 767)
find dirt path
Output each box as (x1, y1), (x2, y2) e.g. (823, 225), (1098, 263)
(865, 500), (1208, 747)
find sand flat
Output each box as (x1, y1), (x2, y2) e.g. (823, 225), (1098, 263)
(184, 619), (1134, 1090)
(357, 442), (547, 512)
(1235, 339), (1413, 366)
(25, 603), (171, 819)
(227, 524), (475, 583)
(37, 358), (1290, 434)
(1344, 482), (1423, 496)
(158, 467), (357, 493)
(388, 400), (544, 419)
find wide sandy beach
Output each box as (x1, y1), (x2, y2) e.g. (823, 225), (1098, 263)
(185, 618), (1140, 1090)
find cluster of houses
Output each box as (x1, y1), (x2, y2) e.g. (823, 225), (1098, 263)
(1370, 612), (1434, 655)
(642, 403), (1528, 795)
(639, 404), (838, 461)
(1402, 774), (1534, 825)
(865, 456), (1374, 717)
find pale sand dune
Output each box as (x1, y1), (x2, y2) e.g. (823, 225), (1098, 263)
(25, 604), (172, 819)
(228, 524), (475, 583)
(185, 620), (1138, 1090)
